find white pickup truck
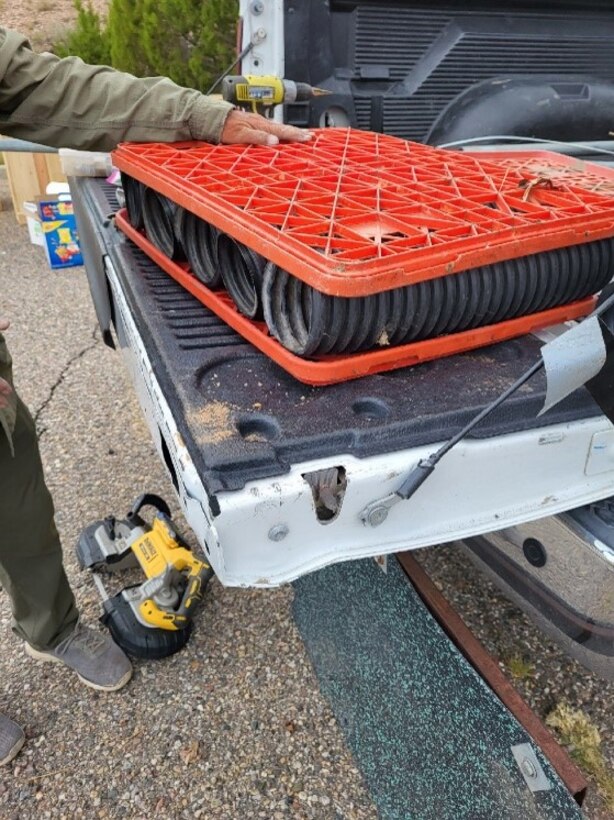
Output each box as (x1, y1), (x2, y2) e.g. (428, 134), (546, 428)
(71, 0), (614, 680)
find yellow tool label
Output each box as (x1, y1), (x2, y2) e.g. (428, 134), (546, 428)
(138, 539), (157, 563)
(133, 534), (168, 577)
(237, 85), (275, 102)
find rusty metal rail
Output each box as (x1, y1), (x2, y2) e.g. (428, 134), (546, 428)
(397, 551), (588, 804)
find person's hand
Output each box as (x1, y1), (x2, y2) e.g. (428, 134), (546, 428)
(0, 319), (12, 410)
(0, 377), (11, 410)
(220, 110), (312, 147)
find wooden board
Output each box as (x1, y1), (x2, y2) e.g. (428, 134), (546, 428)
(2, 152), (66, 224)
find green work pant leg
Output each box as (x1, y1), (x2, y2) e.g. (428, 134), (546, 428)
(0, 393), (79, 650)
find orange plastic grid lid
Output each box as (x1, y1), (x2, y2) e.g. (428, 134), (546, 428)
(113, 130), (614, 297)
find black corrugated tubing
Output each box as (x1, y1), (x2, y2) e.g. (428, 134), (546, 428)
(121, 173), (145, 231)
(261, 239), (614, 356)
(217, 234), (267, 319)
(142, 188), (185, 260)
(126, 185), (614, 358)
(174, 207), (222, 288)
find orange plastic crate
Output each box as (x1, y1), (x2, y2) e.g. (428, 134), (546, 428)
(113, 130), (614, 297)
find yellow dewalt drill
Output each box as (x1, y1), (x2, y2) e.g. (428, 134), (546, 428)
(221, 74), (330, 115)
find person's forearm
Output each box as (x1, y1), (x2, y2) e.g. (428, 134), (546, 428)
(0, 29), (234, 151)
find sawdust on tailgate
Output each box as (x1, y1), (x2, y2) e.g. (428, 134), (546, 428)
(188, 400), (236, 445)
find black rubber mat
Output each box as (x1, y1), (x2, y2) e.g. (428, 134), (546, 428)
(293, 557), (583, 820)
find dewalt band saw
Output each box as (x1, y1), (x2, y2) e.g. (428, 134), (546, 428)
(76, 495), (213, 659)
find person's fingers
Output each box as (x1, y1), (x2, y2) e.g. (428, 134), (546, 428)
(0, 378), (12, 409)
(220, 110), (312, 145)
(0, 318), (9, 332)
(255, 118), (312, 142)
(239, 112), (312, 142)
(226, 125), (279, 147)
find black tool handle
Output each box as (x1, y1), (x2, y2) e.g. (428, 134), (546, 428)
(128, 493), (171, 520)
(176, 565), (214, 620)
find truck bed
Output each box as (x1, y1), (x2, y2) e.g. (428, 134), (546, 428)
(72, 175), (614, 586)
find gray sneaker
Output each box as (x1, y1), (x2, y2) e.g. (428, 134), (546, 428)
(0, 714), (25, 766)
(25, 623), (133, 692)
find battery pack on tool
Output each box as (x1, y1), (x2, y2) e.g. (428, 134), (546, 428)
(113, 129), (614, 385)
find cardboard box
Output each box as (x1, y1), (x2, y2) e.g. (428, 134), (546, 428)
(37, 196), (83, 269)
(22, 201), (45, 247)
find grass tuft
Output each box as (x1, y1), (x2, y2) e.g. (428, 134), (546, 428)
(546, 703), (614, 810)
(505, 654), (536, 680)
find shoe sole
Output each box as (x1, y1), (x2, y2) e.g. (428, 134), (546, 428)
(0, 733), (25, 766)
(25, 644), (133, 692)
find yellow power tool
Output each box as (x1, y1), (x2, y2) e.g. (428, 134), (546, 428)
(128, 514), (210, 631)
(76, 494), (213, 659)
(221, 74), (330, 115)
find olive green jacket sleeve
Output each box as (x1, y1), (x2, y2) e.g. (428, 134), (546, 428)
(0, 28), (235, 449)
(0, 28), (234, 151)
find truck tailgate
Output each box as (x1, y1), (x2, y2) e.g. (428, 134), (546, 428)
(72, 176), (614, 586)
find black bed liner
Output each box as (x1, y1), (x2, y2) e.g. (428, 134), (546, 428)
(76, 177), (602, 500)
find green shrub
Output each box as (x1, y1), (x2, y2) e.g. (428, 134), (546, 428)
(54, 0), (238, 93)
(107, 0), (150, 77)
(141, 0), (238, 91)
(55, 0), (111, 65)
(139, 0), (201, 88)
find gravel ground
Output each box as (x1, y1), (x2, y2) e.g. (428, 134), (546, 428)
(0, 173), (612, 818)
(0, 186), (376, 818)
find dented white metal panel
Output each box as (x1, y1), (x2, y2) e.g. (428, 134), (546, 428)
(212, 419), (614, 586)
(107, 257), (614, 588)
